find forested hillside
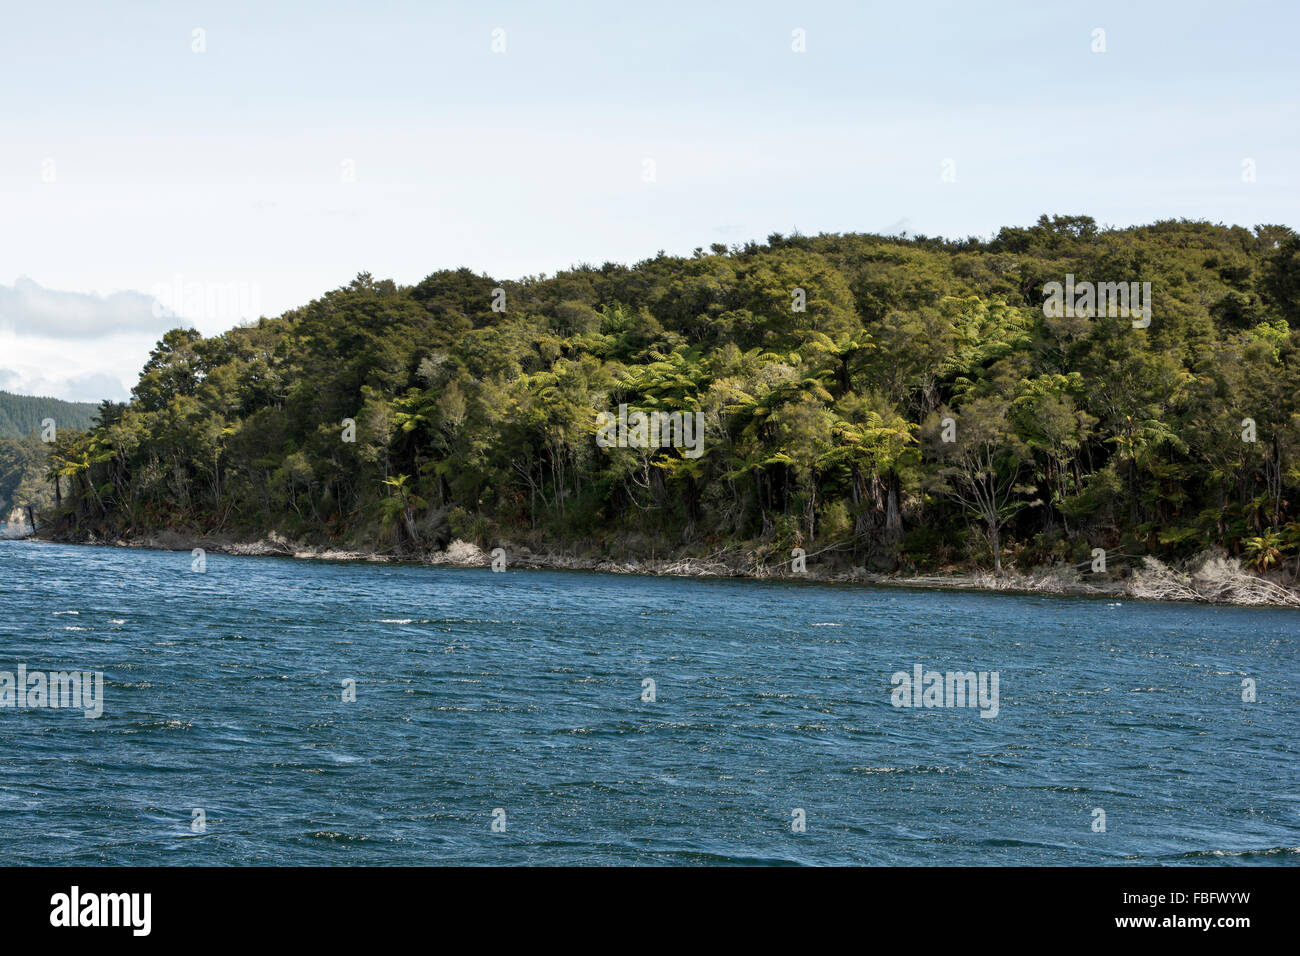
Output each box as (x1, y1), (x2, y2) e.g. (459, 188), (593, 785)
(0, 393), (97, 523)
(0, 391), (97, 439)
(35, 216), (1300, 578)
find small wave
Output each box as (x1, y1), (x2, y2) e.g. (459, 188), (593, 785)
(809, 622), (842, 627)
(1176, 846), (1300, 859)
(304, 831), (371, 843)
(976, 837), (1064, 850)
(624, 847), (804, 866)
(134, 719), (192, 731)
(848, 765), (948, 775)
(52, 611), (79, 616)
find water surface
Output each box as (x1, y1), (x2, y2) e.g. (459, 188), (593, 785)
(1, 539), (1297, 865)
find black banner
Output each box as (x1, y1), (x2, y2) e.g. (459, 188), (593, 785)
(0, 865), (1280, 942)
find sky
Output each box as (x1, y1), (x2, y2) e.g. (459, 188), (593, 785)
(1, 0), (1297, 402)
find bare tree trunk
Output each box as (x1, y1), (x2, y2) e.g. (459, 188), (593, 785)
(885, 472), (902, 536)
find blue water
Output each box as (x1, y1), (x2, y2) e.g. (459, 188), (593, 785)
(1, 539), (1297, 865)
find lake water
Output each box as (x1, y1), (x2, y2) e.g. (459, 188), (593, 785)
(1, 539), (1297, 865)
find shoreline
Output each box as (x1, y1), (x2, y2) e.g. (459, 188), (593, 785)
(15, 527), (1300, 610)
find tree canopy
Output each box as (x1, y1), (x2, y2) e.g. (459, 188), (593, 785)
(30, 216), (1300, 578)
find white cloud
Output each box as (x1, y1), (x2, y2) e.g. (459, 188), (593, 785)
(0, 363), (130, 403)
(0, 324), (154, 403)
(0, 276), (181, 339)
(60, 371), (130, 403)
(0, 278), (189, 402)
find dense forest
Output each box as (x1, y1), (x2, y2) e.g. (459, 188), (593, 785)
(0, 391), (97, 440)
(20, 216), (1300, 579)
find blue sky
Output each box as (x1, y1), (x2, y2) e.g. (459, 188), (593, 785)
(1, 0), (1297, 400)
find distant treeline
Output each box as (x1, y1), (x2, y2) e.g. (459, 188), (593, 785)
(33, 215), (1300, 577)
(0, 392), (98, 519)
(0, 391), (97, 440)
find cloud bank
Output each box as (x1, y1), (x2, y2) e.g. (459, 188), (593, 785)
(0, 277), (182, 340)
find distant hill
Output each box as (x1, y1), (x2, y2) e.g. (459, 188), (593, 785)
(0, 391), (100, 439)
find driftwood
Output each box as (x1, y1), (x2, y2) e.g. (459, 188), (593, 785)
(1128, 554), (1300, 607)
